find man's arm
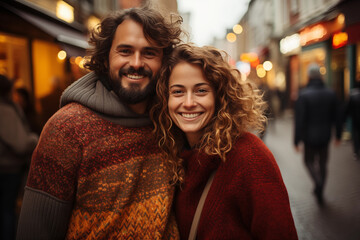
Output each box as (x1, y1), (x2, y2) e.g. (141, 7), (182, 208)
(16, 105), (82, 239)
(16, 187), (72, 240)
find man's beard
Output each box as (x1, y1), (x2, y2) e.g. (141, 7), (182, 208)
(109, 67), (157, 105)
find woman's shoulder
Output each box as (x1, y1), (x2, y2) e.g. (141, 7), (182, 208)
(229, 132), (275, 164)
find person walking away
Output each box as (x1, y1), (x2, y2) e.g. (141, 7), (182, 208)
(16, 5), (182, 239)
(294, 63), (341, 205)
(343, 80), (360, 160)
(0, 75), (38, 240)
(151, 44), (298, 240)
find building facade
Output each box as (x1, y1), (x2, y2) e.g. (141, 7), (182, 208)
(230, 0), (360, 113)
(0, 0), (177, 130)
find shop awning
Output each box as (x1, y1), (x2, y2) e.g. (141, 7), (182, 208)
(1, 2), (89, 54)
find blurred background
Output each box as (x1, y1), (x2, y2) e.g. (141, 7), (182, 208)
(0, 0), (359, 239)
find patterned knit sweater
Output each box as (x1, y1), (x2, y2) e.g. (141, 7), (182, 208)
(175, 132), (298, 240)
(17, 72), (179, 240)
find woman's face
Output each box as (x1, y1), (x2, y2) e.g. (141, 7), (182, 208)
(168, 62), (215, 147)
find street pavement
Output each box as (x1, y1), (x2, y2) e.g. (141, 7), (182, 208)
(263, 111), (360, 240)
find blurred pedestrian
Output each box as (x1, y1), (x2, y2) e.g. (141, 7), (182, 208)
(343, 79), (360, 160)
(0, 75), (38, 240)
(16, 5), (183, 239)
(151, 44), (298, 240)
(294, 63), (341, 205)
(12, 87), (41, 135)
(12, 87), (40, 214)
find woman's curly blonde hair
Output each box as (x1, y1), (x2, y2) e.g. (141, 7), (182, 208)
(150, 43), (267, 184)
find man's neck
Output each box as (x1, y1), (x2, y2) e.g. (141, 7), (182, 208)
(128, 101), (148, 115)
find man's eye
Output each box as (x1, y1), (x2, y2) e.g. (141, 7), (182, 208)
(144, 50), (158, 58)
(118, 49), (132, 55)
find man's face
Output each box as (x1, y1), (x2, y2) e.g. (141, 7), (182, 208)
(108, 19), (163, 105)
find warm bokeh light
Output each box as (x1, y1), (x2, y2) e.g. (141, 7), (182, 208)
(233, 24), (243, 34)
(332, 32), (348, 49)
(337, 13), (345, 25)
(56, 1), (74, 23)
(320, 66), (326, 75)
(256, 64), (266, 78)
(57, 50), (67, 60)
(226, 32), (237, 42)
(75, 56), (83, 65)
(263, 61), (273, 71)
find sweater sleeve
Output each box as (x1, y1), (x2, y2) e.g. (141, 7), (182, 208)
(16, 187), (72, 240)
(17, 105), (83, 238)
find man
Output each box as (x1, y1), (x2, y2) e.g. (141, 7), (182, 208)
(294, 63), (341, 205)
(343, 80), (360, 161)
(17, 6), (182, 239)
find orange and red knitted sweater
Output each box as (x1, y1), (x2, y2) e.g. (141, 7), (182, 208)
(17, 72), (179, 239)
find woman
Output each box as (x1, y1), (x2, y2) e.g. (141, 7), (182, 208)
(151, 44), (298, 239)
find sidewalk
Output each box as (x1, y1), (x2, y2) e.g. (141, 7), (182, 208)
(263, 111), (360, 240)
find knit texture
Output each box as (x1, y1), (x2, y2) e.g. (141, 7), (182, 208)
(25, 103), (179, 239)
(175, 132), (298, 240)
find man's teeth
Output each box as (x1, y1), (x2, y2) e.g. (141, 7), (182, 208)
(181, 113), (200, 118)
(126, 74), (144, 79)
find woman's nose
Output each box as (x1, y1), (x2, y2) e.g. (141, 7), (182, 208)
(184, 93), (196, 107)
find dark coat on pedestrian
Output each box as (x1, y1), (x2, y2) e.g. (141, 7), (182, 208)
(294, 78), (341, 147)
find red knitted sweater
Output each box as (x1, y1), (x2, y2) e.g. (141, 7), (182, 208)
(175, 132), (298, 240)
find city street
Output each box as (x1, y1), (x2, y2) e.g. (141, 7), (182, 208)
(263, 111), (360, 240)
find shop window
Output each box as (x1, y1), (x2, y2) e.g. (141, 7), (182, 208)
(32, 39), (67, 127)
(0, 32), (31, 90)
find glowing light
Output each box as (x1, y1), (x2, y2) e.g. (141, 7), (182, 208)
(300, 24), (327, 46)
(263, 61), (273, 71)
(337, 14), (345, 25)
(236, 61), (251, 77)
(320, 66), (326, 75)
(56, 1), (74, 23)
(75, 56), (82, 65)
(240, 52), (259, 68)
(256, 64), (266, 78)
(332, 32), (348, 49)
(226, 32), (237, 43)
(57, 50), (67, 60)
(280, 34), (300, 54)
(233, 24), (243, 34)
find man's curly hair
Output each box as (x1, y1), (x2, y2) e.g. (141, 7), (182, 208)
(84, 5), (183, 76)
(150, 44), (267, 184)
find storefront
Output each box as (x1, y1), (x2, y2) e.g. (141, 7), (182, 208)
(0, 1), (89, 129)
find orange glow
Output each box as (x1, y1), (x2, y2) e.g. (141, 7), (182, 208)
(240, 53), (260, 68)
(300, 24), (327, 46)
(332, 32), (348, 49)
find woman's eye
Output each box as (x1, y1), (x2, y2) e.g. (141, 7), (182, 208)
(170, 90), (184, 95)
(196, 88), (209, 95)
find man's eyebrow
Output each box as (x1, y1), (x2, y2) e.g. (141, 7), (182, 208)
(115, 44), (133, 49)
(143, 46), (162, 52)
(114, 45), (161, 52)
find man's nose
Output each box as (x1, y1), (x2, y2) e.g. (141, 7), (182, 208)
(129, 52), (143, 70)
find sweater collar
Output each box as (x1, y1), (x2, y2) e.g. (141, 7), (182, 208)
(60, 71), (152, 127)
